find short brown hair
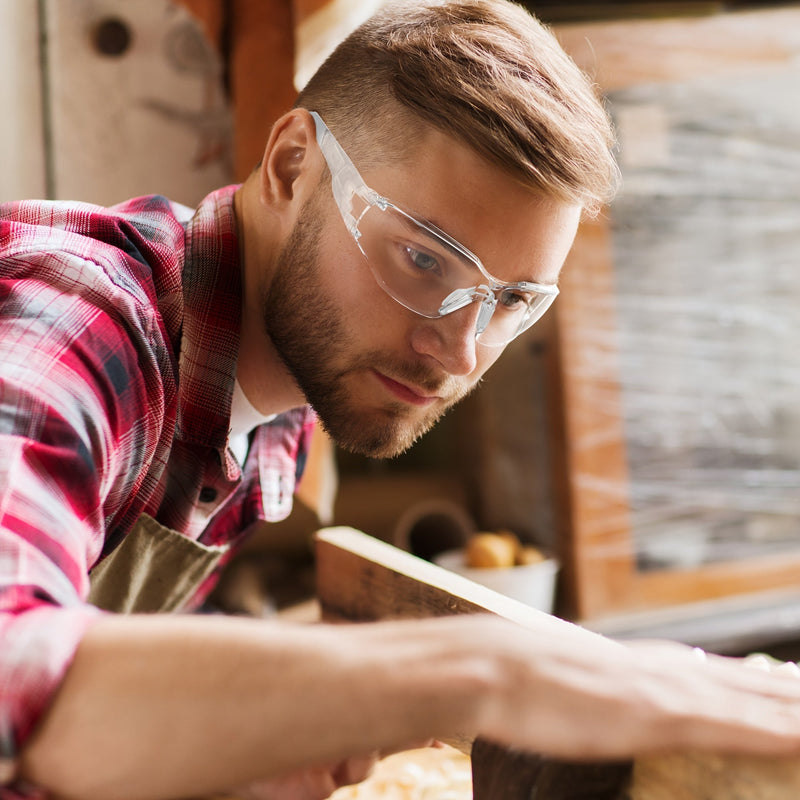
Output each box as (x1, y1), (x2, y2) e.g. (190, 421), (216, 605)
(296, 0), (619, 213)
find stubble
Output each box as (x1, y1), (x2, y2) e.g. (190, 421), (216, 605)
(260, 197), (471, 458)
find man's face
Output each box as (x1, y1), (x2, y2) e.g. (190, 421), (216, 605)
(261, 124), (581, 458)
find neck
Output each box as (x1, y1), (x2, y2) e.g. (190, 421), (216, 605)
(234, 181), (308, 416)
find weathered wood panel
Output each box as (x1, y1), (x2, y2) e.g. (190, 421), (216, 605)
(44, 0), (231, 205)
(552, 7), (800, 619)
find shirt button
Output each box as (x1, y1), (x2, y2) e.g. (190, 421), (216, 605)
(198, 486), (218, 504)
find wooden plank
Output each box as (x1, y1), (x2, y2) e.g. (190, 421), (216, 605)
(315, 526), (609, 633)
(555, 7), (800, 90)
(315, 528), (800, 799)
(532, 3), (722, 23)
(315, 527), (634, 799)
(636, 555), (800, 611)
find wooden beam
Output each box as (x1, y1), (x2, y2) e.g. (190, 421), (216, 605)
(549, 215), (636, 619)
(554, 7), (800, 90)
(228, 0), (296, 179)
(637, 555), (800, 611)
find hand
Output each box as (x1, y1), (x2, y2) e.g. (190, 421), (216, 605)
(477, 620), (800, 760)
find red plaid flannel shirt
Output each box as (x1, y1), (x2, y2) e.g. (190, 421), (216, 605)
(0, 186), (316, 793)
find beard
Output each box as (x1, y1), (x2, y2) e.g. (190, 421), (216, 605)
(260, 198), (473, 458)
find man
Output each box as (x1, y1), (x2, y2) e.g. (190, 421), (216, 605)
(2, 1), (800, 799)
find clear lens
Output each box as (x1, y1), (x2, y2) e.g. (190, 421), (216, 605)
(356, 203), (479, 316)
(355, 202), (555, 346)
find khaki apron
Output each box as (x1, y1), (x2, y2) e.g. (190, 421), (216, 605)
(88, 513), (229, 614)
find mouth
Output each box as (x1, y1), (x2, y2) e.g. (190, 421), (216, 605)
(372, 370), (440, 407)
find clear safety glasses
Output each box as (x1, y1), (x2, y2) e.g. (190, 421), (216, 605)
(311, 111), (559, 348)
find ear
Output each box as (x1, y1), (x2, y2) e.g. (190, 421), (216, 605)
(258, 109), (321, 216)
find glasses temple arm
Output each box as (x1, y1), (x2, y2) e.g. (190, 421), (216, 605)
(311, 111), (376, 236)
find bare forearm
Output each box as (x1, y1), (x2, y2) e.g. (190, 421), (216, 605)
(20, 611), (800, 800)
(20, 614), (492, 800)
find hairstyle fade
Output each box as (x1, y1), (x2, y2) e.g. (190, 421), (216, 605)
(296, 0), (619, 213)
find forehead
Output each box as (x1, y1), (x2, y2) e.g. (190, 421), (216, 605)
(358, 125), (581, 285)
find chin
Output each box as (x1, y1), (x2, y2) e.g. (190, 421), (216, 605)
(318, 405), (444, 460)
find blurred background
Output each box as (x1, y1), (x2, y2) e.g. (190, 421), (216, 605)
(2, 0), (800, 656)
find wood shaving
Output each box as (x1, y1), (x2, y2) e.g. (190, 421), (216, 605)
(330, 746), (472, 800)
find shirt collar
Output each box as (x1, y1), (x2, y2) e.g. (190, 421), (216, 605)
(176, 184), (242, 477)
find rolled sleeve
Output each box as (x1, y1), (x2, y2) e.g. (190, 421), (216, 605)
(0, 263), (160, 776)
(0, 434), (106, 781)
(0, 605), (102, 792)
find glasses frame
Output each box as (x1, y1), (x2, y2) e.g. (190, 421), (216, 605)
(310, 111), (559, 347)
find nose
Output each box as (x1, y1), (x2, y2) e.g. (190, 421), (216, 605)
(410, 298), (481, 376)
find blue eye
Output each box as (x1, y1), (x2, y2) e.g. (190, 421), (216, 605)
(404, 246), (439, 273)
(498, 289), (528, 309)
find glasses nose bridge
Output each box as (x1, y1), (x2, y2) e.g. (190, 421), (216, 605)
(430, 293), (484, 372)
(439, 282), (497, 328)
(473, 286), (498, 336)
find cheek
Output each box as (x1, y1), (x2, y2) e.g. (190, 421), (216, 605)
(319, 215), (377, 296)
(319, 237), (407, 331)
(320, 217), (478, 352)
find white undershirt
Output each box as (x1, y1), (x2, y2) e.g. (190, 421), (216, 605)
(228, 379), (276, 466)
